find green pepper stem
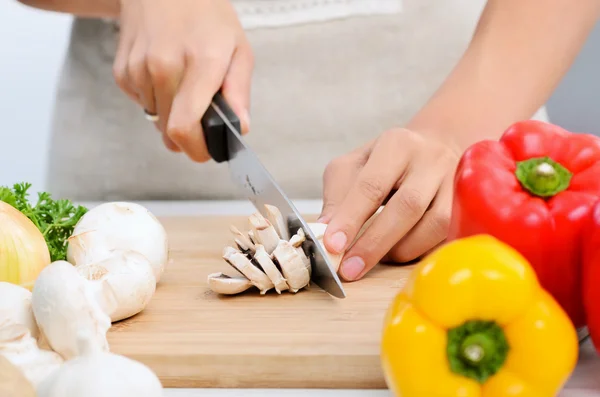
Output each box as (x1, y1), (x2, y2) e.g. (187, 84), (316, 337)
(515, 156), (572, 198)
(447, 320), (509, 384)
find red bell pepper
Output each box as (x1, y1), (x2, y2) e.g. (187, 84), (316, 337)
(447, 120), (600, 328)
(582, 201), (600, 351)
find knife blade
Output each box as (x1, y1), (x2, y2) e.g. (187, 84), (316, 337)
(200, 92), (346, 298)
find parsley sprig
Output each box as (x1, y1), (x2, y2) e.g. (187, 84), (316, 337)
(0, 182), (88, 261)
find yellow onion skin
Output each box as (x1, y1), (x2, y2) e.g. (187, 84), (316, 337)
(0, 202), (51, 290)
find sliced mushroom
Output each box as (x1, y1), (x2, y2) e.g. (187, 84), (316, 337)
(207, 273), (254, 295)
(308, 223), (343, 272)
(289, 229), (311, 272)
(248, 230), (256, 244)
(209, 208), (341, 296)
(222, 247), (274, 295)
(248, 212), (280, 254)
(272, 240), (311, 293)
(264, 204), (289, 240)
(229, 226), (256, 254)
(254, 245), (289, 294)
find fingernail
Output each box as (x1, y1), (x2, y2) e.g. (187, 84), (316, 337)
(316, 216), (327, 223)
(329, 231), (347, 253)
(341, 257), (365, 280)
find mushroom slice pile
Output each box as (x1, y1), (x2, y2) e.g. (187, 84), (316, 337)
(207, 207), (339, 296)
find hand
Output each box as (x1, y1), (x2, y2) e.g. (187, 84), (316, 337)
(113, 0), (253, 162)
(318, 128), (461, 281)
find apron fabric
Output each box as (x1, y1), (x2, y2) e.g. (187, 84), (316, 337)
(44, 0), (548, 201)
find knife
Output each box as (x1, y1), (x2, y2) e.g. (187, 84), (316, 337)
(200, 92), (346, 299)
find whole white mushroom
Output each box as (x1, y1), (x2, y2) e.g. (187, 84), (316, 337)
(66, 202), (169, 283)
(0, 282), (39, 339)
(37, 331), (164, 397)
(31, 261), (115, 360)
(0, 323), (63, 387)
(76, 250), (157, 322)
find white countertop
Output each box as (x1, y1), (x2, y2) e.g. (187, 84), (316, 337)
(80, 200), (600, 397)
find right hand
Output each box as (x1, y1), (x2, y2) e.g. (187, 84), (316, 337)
(113, 0), (253, 162)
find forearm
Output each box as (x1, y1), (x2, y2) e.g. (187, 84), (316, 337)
(407, 0), (600, 150)
(16, 0), (120, 18)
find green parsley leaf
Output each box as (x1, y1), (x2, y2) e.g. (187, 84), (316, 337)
(0, 182), (88, 261)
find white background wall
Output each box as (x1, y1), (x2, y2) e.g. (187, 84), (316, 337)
(0, 1), (73, 196)
(1, 1), (599, 197)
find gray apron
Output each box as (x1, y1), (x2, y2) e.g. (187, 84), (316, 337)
(44, 0), (547, 201)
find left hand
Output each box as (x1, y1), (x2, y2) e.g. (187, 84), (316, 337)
(318, 128), (462, 281)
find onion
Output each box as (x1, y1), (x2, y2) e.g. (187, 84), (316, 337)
(66, 202), (169, 283)
(0, 202), (51, 290)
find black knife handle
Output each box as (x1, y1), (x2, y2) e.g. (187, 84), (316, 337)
(201, 92), (240, 163)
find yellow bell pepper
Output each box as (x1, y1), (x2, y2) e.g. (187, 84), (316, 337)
(380, 234), (578, 397)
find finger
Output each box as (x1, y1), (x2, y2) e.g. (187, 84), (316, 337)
(221, 41), (254, 134)
(323, 130), (408, 255)
(113, 34), (140, 104)
(147, 48), (185, 134)
(338, 165), (445, 281)
(167, 54), (229, 162)
(127, 38), (157, 117)
(318, 142), (373, 224)
(161, 133), (181, 152)
(385, 176), (453, 263)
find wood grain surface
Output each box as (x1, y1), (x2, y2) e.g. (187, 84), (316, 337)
(106, 215), (414, 389)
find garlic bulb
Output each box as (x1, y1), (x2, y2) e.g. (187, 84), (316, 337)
(0, 281), (39, 339)
(31, 261), (116, 360)
(37, 331), (164, 397)
(66, 202), (169, 283)
(0, 354), (36, 397)
(0, 202), (51, 290)
(77, 250), (157, 322)
(0, 323), (63, 387)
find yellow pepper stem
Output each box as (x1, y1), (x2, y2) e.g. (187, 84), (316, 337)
(447, 320), (510, 383)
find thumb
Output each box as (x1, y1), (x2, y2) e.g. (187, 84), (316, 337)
(221, 42), (254, 134)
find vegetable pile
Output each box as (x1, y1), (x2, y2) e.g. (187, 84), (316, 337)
(0, 191), (169, 395)
(207, 204), (341, 296)
(381, 120), (600, 396)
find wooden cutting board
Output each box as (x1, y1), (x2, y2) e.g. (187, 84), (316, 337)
(106, 215), (414, 389)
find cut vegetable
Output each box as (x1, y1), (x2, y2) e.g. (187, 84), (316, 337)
(208, 207), (324, 296)
(223, 247), (274, 294)
(273, 240), (311, 293)
(248, 212), (280, 254)
(265, 204), (289, 240)
(207, 272), (254, 295)
(230, 225), (256, 254)
(307, 223), (342, 272)
(254, 244), (289, 294)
